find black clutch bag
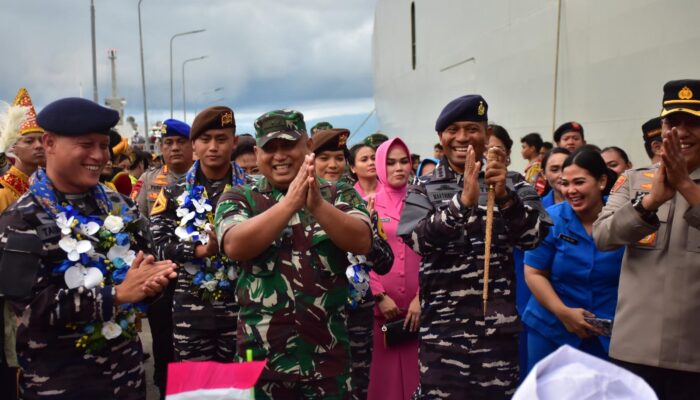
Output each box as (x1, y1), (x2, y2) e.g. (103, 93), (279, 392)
(381, 319), (418, 348)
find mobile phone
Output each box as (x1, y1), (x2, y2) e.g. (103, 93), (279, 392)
(584, 317), (613, 337)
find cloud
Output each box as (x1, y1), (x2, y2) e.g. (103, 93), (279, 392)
(0, 0), (376, 125)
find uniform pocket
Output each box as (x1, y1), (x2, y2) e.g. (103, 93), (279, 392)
(632, 202), (671, 251)
(687, 226), (700, 253)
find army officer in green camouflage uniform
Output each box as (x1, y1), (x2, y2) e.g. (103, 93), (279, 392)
(215, 110), (373, 399)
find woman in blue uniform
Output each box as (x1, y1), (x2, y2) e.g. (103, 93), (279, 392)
(523, 148), (624, 371)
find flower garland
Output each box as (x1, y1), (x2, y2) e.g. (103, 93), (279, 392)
(175, 161), (242, 301)
(346, 253), (371, 309)
(29, 168), (142, 354)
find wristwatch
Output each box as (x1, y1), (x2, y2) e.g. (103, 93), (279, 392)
(632, 195), (658, 222)
(373, 292), (386, 302)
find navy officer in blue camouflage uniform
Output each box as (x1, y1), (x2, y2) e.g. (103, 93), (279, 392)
(151, 106), (248, 362)
(398, 95), (551, 399)
(0, 97), (177, 399)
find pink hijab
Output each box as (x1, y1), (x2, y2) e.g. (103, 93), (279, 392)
(375, 137), (411, 211)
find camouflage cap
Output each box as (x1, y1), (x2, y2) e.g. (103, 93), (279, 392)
(310, 121), (333, 136)
(363, 132), (389, 148)
(254, 109), (307, 148)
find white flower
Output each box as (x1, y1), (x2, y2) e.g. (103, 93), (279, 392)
(79, 221), (100, 236)
(59, 236), (93, 262)
(56, 212), (75, 235)
(64, 263), (104, 289)
(103, 215), (124, 233)
(183, 262), (200, 275)
(176, 191), (189, 206)
(175, 226), (195, 242)
(214, 270), (225, 280)
(178, 209), (196, 225)
(127, 311), (137, 324)
(227, 266), (237, 281)
(192, 197), (212, 214)
(107, 245), (136, 266)
(194, 218), (207, 228)
(101, 321), (123, 340)
(202, 280), (218, 292)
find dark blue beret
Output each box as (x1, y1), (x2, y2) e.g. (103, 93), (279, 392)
(435, 95), (488, 133)
(161, 119), (190, 139)
(37, 97), (119, 136)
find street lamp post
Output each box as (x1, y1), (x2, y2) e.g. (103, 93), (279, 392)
(90, 0), (98, 102)
(182, 56), (207, 123)
(169, 29), (205, 118)
(137, 0), (148, 139)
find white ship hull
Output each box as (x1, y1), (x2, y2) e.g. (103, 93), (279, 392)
(373, 0), (700, 169)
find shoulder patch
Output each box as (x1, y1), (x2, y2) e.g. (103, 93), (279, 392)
(611, 175), (627, 193)
(150, 188), (168, 216)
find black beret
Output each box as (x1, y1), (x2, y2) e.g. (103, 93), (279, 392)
(661, 79), (700, 117)
(312, 128), (350, 154)
(37, 97), (119, 136)
(553, 121), (584, 143)
(435, 95), (488, 133)
(190, 106), (235, 141)
(641, 117), (662, 142)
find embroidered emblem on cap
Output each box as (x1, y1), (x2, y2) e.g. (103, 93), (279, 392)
(679, 86), (693, 100)
(221, 111), (233, 126)
(477, 101), (485, 116)
(160, 123), (168, 134)
(339, 133), (348, 146)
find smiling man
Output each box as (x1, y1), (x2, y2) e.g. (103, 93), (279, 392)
(0, 97), (177, 399)
(397, 94), (551, 399)
(593, 79), (700, 400)
(130, 118), (193, 396)
(151, 106), (247, 364)
(133, 119), (193, 217)
(215, 110), (373, 399)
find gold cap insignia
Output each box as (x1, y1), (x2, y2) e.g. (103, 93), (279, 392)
(339, 133), (348, 146)
(679, 86), (693, 100)
(160, 123), (168, 134)
(477, 101), (485, 116)
(221, 111), (233, 126)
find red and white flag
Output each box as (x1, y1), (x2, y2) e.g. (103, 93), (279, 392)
(165, 360), (266, 400)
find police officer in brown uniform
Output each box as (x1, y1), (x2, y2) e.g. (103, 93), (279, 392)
(642, 116), (663, 164)
(593, 79), (700, 400)
(132, 119), (193, 216)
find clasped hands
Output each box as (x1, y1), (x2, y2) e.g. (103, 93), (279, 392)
(283, 153), (326, 213)
(460, 146), (509, 208)
(115, 251), (177, 305)
(644, 128), (699, 210)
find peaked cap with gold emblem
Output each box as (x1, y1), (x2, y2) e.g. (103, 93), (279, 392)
(661, 79), (700, 117)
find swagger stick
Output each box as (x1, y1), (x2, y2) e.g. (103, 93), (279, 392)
(483, 149), (497, 315)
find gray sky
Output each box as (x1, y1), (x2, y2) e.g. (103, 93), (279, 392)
(0, 0), (378, 139)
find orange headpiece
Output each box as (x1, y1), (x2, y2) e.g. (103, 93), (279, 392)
(12, 88), (43, 136)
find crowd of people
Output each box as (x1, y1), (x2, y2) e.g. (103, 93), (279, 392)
(0, 78), (698, 400)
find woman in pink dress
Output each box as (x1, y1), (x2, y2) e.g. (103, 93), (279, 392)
(367, 137), (421, 400)
(350, 143), (381, 200)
